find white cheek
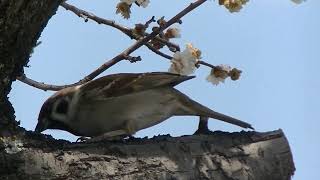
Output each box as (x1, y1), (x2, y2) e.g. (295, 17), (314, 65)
(68, 89), (81, 121)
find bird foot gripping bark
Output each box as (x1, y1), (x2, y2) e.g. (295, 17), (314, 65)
(76, 130), (130, 143)
(75, 136), (89, 142)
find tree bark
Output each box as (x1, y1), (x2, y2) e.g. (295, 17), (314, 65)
(0, 130), (294, 180)
(0, 0), (61, 134)
(0, 1), (295, 180)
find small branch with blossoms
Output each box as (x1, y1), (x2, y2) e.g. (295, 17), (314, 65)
(115, 1), (245, 85)
(18, 0), (305, 91)
(18, 0), (207, 91)
(167, 43), (242, 85)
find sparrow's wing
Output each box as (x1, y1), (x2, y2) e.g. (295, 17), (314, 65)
(79, 72), (195, 100)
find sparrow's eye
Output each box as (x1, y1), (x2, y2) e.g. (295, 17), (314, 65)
(55, 98), (69, 114)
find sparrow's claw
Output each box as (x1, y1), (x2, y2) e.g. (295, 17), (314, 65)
(194, 127), (213, 135)
(85, 136), (124, 143)
(76, 136), (89, 142)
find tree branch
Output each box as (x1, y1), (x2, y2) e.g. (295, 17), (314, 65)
(0, 129), (295, 179)
(18, 0), (208, 91)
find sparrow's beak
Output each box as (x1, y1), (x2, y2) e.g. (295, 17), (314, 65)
(35, 119), (48, 133)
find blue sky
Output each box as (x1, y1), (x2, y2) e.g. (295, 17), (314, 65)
(9, 0), (319, 179)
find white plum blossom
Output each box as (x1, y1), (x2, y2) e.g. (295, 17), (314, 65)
(136, 0), (150, 8)
(117, 0), (150, 19)
(218, 64), (232, 72)
(220, 0), (249, 13)
(206, 65), (231, 86)
(116, 2), (132, 19)
(165, 27), (181, 38)
(168, 43), (201, 75)
(206, 74), (225, 86)
(169, 52), (196, 75)
(172, 28), (181, 38)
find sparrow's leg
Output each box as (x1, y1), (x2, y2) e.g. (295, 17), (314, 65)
(84, 130), (128, 143)
(194, 116), (213, 135)
(84, 120), (137, 143)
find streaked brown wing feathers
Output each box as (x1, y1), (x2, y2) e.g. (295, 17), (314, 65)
(79, 72), (195, 100)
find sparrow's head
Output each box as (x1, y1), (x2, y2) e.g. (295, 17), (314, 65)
(35, 87), (76, 133)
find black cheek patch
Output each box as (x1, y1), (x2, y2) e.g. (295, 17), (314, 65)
(56, 99), (69, 114)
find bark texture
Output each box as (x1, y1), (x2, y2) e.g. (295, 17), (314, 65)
(0, 130), (294, 180)
(0, 0), (61, 134)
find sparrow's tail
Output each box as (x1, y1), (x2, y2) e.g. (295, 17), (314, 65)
(171, 89), (254, 129)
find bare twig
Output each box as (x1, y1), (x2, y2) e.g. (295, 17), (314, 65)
(17, 54), (125, 91)
(145, 43), (173, 60)
(60, 2), (180, 52)
(17, 75), (68, 91)
(60, 2), (131, 35)
(197, 60), (216, 69)
(19, 0), (208, 91)
(144, 16), (156, 28)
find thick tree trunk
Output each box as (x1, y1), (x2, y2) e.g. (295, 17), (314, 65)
(0, 0), (61, 134)
(0, 130), (294, 180)
(0, 1), (295, 180)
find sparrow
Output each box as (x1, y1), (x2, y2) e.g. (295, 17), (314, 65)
(35, 72), (253, 140)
